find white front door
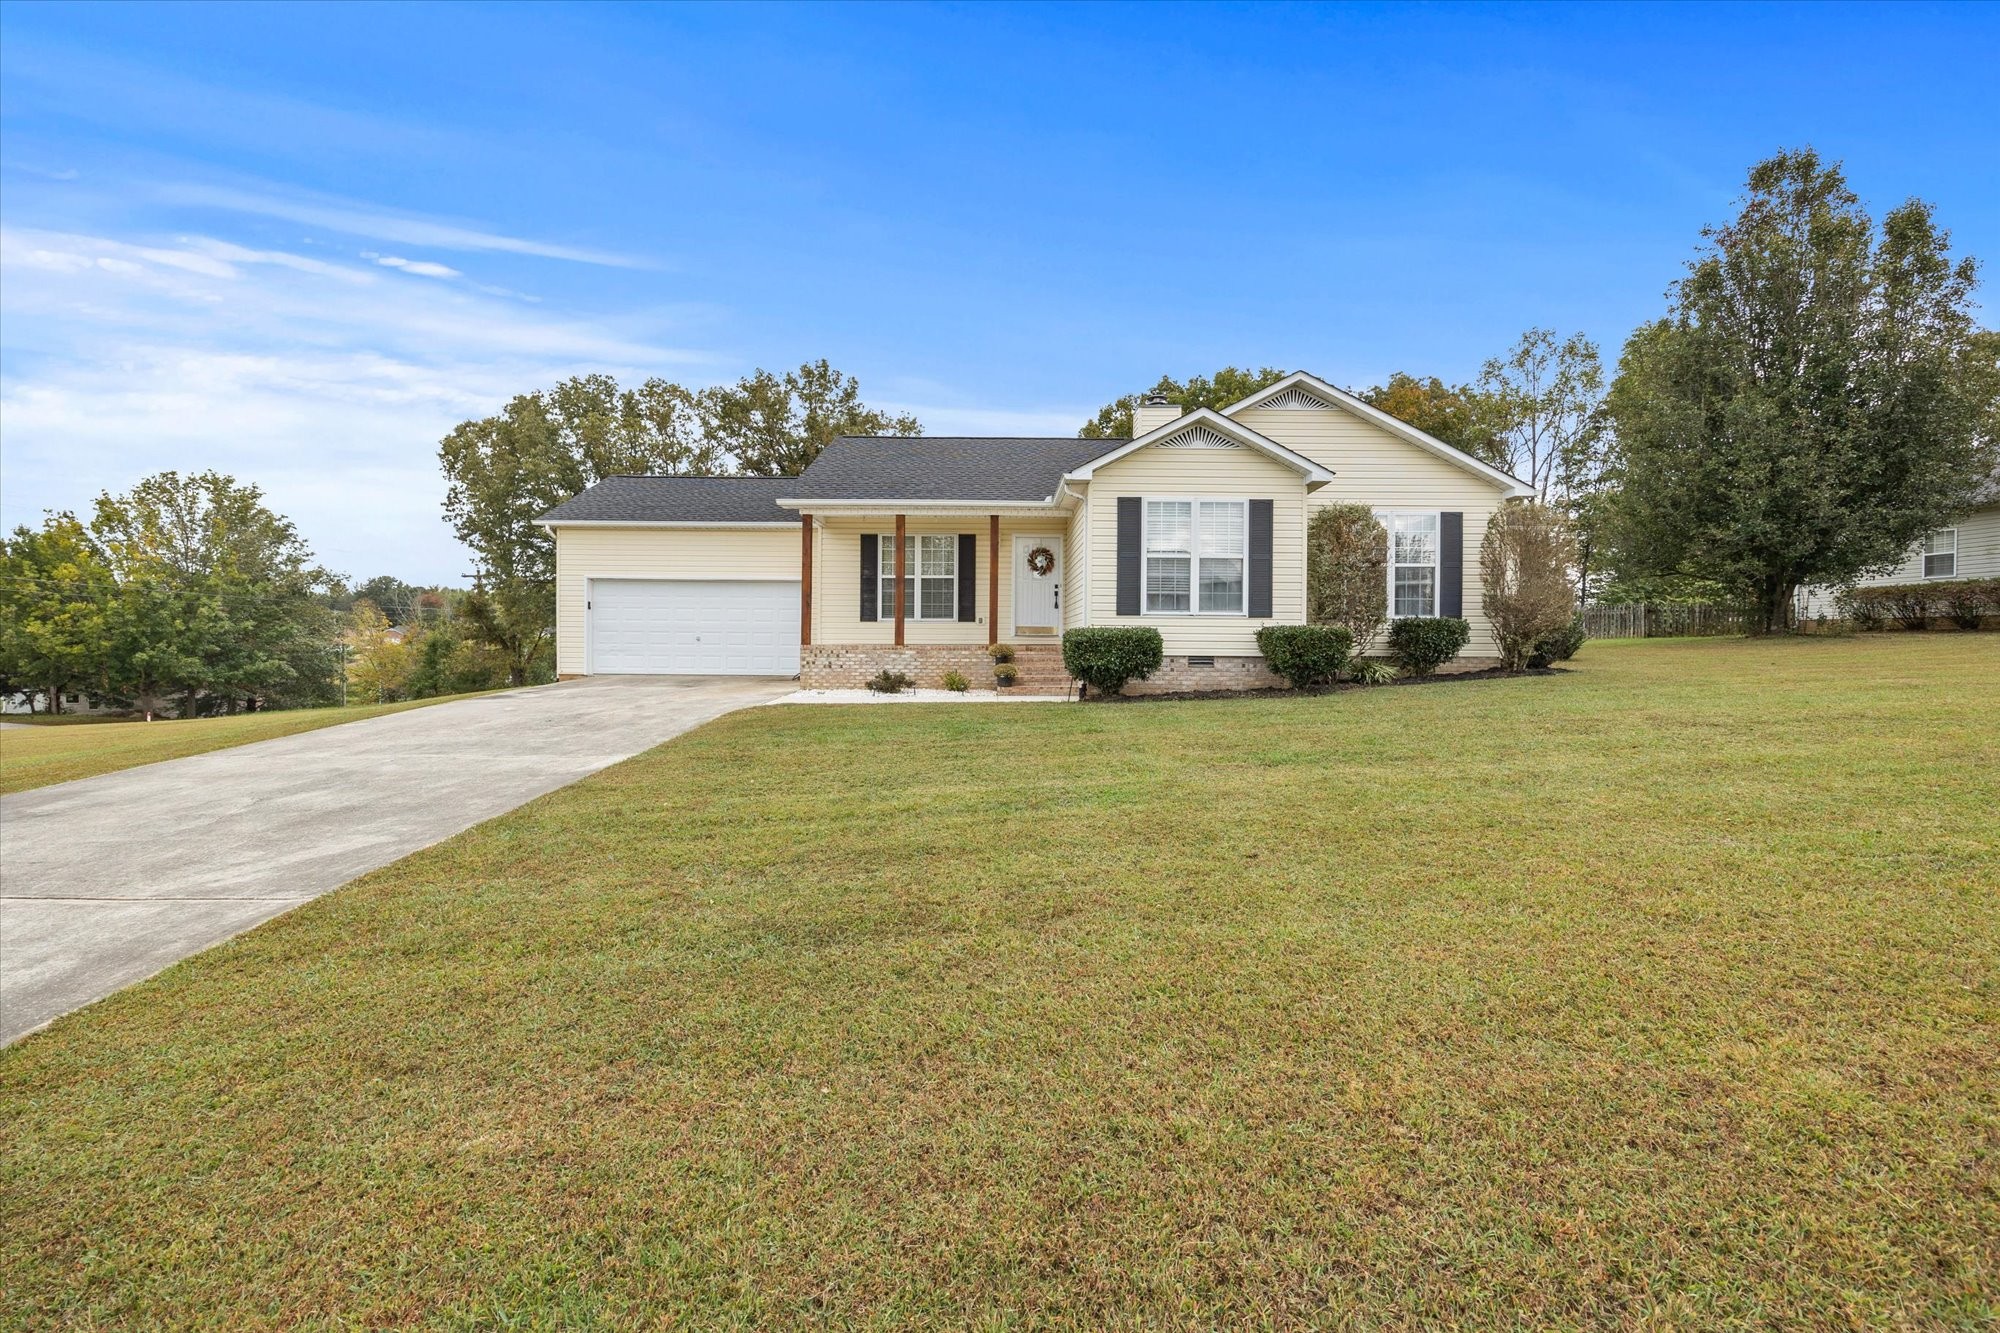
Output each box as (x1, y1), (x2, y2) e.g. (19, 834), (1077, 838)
(1011, 535), (1062, 636)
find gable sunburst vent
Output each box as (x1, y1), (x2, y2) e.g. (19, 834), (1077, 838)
(1260, 387), (1336, 410)
(1157, 425), (1241, 450)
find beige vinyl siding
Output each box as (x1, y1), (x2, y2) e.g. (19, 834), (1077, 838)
(1065, 492), (1090, 630)
(1234, 405), (1515, 657)
(811, 515), (1069, 646)
(1802, 502), (2000, 616)
(1084, 443), (1307, 655)
(553, 525), (798, 676)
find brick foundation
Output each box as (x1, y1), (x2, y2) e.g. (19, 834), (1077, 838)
(801, 643), (1026, 690)
(1120, 655), (1287, 695)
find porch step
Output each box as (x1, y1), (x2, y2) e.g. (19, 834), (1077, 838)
(998, 644), (1074, 694)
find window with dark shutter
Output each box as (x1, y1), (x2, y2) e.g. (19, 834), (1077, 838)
(958, 533), (977, 621)
(1247, 499), (1274, 618)
(1116, 497), (1141, 616)
(1440, 512), (1463, 617)
(860, 533), (878, 621)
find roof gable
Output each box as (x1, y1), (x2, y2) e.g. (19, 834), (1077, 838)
(1225, 371), (1532, 496)
(1060, 409), (1335, 487)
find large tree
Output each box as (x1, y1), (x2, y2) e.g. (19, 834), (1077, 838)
(1080, 367), (1291, 439)
(1608, 149), (1998, 632)
(0, 515), (115, 712)
(1479, 329), (1608, 503)
(90, 472), (338, 713)
(705, 360), (921, 476)
(1358, 372), (1512, 470)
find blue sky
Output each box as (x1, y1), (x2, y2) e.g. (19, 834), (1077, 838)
(3, 1), (1994, 582)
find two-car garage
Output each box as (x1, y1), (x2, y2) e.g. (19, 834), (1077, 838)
(586, 578), (800, 676)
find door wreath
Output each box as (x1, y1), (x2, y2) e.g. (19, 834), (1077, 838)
(1026, 545), (1056, 577)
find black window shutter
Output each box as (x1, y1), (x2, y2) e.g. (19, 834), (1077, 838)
(1116, 497), (1142, 616)
(1247, 499), (1274, 618)
(859, 533), (878, 621)
(1440, 512), (1463, 617)
(957, 533), (977, 622)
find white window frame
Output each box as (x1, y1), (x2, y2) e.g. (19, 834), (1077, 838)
(1922, 528), (1957, 579)
(1140, 497), (1248, 616)
(878, 533), (957, 620)
(1383, 510), (1442, 619)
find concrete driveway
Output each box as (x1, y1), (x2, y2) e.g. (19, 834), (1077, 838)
(0, 676), (791, 1044)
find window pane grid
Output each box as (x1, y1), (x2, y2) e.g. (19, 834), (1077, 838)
(1390, 513), (1439, 618)
(1143, 499), (1245, 615)
(880, 534), (956, 620)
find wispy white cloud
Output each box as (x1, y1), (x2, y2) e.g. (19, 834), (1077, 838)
(158, 182), (648, 268)
(0, 225), (709, 579)
(368, 253), (462, 280)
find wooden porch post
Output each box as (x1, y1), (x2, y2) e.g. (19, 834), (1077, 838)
(799, 513), (812, 646)
(893, 513), (906, 646)
(988, 514), (1000, 646)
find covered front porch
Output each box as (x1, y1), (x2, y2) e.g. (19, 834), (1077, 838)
(789, 505), (1075, 690)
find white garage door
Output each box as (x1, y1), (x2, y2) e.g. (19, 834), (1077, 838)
(588, 579), (800, 676)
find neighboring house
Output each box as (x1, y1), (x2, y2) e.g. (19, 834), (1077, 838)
(1801, 469), (2000, 619)
(538, 371), (1533, 691)
(1, 690), (122, 717)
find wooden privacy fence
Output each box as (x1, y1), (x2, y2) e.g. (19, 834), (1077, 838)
(1581, 602), (1756, 639)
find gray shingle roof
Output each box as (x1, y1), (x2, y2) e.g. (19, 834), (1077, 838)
(539, 476), (796, 525)
(787, 436), (1123, 502)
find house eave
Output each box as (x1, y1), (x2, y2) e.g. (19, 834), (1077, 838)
(773, 497), (1072, 514)
(537, 519), (795, 529)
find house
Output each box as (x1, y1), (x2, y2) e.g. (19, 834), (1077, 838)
(1801, 469), (2000, 619)
(538, 371), (1533, 691)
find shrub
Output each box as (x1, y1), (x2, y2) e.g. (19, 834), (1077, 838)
(1061, 627), (1163, 696)
(1939, 579), (1996, 630)
(1833, 586), (1886, 631)
(1387, 617), (1469, 677)
(1833, 580), (1999, 631)
(987, 643), (1015, 664)
(941, 670), (970, 692)
(1255, 624), (1352, 690)
(992, 663), (1019, 686)
(1532, 613), (1587, 666)
(1306, 504), (1389, 653)
(1348, 658), (1397, 685)
(1883, 585), (1933, 631)
(1480, 502), (1578, 671)
(865, 669), (913, 694)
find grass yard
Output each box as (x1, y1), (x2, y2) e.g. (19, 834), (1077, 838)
(0, 691), (501, 795)
(3, 635), (1995, 1328)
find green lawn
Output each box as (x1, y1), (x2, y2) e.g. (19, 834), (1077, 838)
(0, 691), (503, 795)
(3, 636), (1995, 1328)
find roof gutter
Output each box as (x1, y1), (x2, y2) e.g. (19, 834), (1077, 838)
(536, 519), (795, 529)
(772, 497), (1067, 512)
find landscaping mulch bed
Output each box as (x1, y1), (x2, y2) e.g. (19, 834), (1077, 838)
(1084, 665), (1568, 702)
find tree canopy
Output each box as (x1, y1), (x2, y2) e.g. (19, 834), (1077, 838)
(0, 472), (338, 714)
(1607, 148), (1998, 631)
(1357, 373), (1512, 470)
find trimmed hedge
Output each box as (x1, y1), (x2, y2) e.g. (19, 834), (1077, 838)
(1061, 627), (1163, 696)
(1255, 624), (1353, 690)
(1387, 617), (1470, 677)
(1836, 579), (1998, 632)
